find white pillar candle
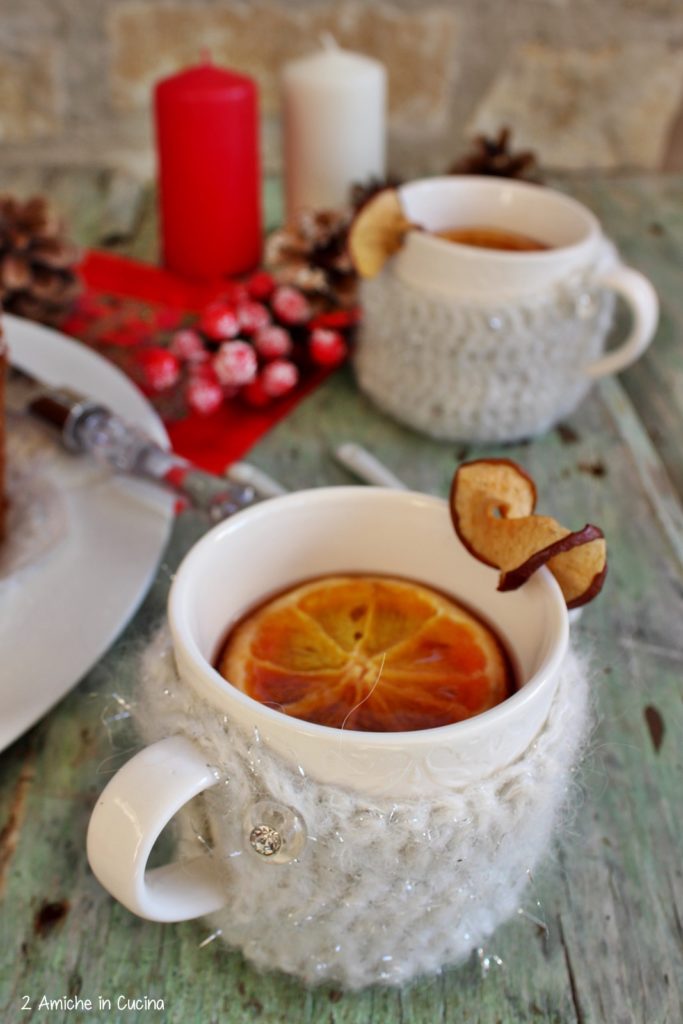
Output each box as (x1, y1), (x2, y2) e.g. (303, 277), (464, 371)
(282, 38), (387, 217)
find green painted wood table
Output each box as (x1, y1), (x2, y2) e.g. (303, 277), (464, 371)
(0, 174), (681, 1024)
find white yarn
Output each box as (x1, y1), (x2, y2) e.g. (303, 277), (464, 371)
(136, 629), (590, 990)
(354, 267), (615, 443)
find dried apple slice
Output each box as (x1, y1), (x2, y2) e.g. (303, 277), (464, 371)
(450, 459), (538, 568)
(347, 188), (415, 278)
(450, 459), (607, 608)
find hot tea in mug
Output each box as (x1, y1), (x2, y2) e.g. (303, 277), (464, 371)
(216, 573), (515, 731)
(435, 225), (548, 252)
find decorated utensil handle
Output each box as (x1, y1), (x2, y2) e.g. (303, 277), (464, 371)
(87, 736), (225, 921)
(29, 393), (255, 520)
(583, 264), (659, 379)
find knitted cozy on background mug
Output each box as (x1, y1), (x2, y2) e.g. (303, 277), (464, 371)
(354, 176), (659, 442)
(87, 488), (589, 989)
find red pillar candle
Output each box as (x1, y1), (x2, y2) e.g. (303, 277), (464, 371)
(155, 60), (261, 281)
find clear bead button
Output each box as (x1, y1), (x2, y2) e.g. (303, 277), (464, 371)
(244, 800), (307, 863)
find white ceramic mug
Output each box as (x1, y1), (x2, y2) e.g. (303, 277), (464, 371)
(355, 176), (659, 442)
(87, 488), (578, 987)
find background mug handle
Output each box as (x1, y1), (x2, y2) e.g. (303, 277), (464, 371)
(583, 264), (659, 379)
(86, 735), (225, 922)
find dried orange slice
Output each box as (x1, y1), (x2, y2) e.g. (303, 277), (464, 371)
(347, 189), (414, 278)
(218, 575), (513, 732)
(450, 459), (607, 608)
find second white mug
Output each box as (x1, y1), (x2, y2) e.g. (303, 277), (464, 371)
(355, 176), (659, 442)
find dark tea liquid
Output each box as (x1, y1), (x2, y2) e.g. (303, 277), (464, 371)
(216, 574), (516, 732)
(435, 225), (549, 252)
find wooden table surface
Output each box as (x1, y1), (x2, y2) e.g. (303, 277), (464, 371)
(0, 174), (681, 1024)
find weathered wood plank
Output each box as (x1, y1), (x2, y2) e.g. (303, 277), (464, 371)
(599, 377), (683, 570)
(565, 175), (683, 504)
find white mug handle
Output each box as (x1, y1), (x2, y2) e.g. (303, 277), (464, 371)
(86, 736), (225, 922)
(583, 265), (659, 379)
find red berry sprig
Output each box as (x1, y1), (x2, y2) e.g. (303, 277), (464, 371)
(238, 300), (271, 335)
(186, 370), (224, 415)
(246, 271), (276, 301)
(170, 328), (207, 364)
(261, 358), (299, 397)
(135, 346), (181, 392)
(144, 271), (358, 416)
(254, 325), (292, 360)
(309, 327), (347, 367)
(271, 285), (311, 326)
(198, 302), (240, 341)
(213, 340), (258, 388)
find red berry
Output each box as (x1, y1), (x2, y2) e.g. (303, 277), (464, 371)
(170, 328), (208, 364)
(238, 300), (271, 335)
(309, 327), (347, 367)
(213, 340), (258, 387)
(136, 347), (180, 391)
(198, 302), (240, 341)
(272, 285), (310, 326)
(241, 377), (272, 408)
(254, 325), (293, 360)
(246, 271), (276, 301)
(261, 358), (299, 398)
(186, 375), (224, 416)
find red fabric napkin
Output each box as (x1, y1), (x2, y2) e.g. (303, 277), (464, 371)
(62, 251), (332, 473)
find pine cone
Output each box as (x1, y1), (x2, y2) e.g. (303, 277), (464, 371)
(349, 175), (404, 212)
(265, 208), (357, 309)
(0, 196), (80, 326)
(448, 127), (541, 182)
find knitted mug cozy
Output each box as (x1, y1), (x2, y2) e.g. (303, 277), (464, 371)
(354, 264), (615, 443)
(133, 627), (591, 990)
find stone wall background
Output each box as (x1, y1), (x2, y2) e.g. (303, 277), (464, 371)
(1, 0), (682, 188)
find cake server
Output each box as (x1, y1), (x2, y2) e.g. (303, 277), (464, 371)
(9, 366), (257, 522)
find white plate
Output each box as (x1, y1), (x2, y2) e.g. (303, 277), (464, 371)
(0, 315), (174, 752)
